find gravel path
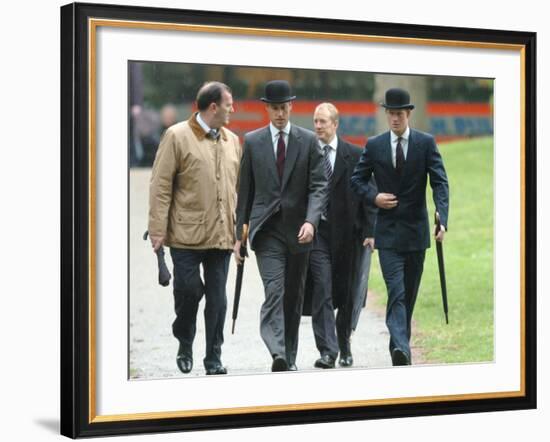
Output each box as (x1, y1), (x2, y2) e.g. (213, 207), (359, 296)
(129, 168), (396, 379)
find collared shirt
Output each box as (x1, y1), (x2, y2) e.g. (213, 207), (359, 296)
(196, 112), (216, 137)
(269, 122), (291, 157)
(390, 126), (410, 168)
(318, 135), (338, 171)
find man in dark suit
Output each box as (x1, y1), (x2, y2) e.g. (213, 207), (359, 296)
(306, 103), (377, 369)
(234, 80), (328, 372)
(351, 88), (449, 366)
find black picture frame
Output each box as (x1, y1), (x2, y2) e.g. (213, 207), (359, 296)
(60, 1), (537, 438)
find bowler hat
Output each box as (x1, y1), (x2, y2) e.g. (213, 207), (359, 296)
(381, 88), (415, 110)
(261, 80), (296, 103)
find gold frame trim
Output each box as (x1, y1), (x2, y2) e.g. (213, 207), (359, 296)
(87, 18), (527, 424)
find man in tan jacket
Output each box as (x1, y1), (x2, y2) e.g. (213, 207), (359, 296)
(148, 82), (241, 375)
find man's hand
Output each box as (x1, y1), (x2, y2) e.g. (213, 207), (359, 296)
(434, 225), (446, 242)
(374, 193), (398, 209)
(363, 237), (375, 250)
(297, 222), (315, 244)
(233, 240), (244, 265)
(150, 235), (165, 252)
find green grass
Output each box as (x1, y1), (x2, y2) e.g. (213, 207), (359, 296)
(368, 136), (494, 363)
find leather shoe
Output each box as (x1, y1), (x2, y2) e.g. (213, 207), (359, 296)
(205, 365), (227, 375)
(338, 353), (354, 367)
(314, 354), (336, 369)
(176, 355), (193, 374)
(391, 348), (411, 366)
(288, 363), (297, 371)
(271, 356), (288, 372)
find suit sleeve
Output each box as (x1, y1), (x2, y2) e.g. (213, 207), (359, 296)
(427, 137), (450, 230)
(235, 135), (254, 241)
(351, 142), (378, 205)
(305, 136), (328, 229)
(148, 129), (179, 237)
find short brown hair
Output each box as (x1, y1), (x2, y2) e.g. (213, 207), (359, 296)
(196, 82), (232, 111)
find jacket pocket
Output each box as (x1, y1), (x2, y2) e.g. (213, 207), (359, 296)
(175, 210), (206, 245)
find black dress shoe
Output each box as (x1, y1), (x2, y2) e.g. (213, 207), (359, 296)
(391, 348), (411, 366)
(176, 355), (193, 374)
(314, 354), (336, 369)
(338, 354), (354, 367)
(288, 363), (297, 371)
(271, 356), (288, 372)
(205, 365), (227, 375)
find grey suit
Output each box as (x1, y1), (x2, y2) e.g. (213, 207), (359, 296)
(236, 124), (328, 366)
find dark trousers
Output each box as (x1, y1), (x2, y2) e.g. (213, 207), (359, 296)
(170, 248), (231, 370)
(335, 297), (353, 357)
(254, 215), (309, 366)
(309, 221), (338, 359)
(378, 248), (426, 361)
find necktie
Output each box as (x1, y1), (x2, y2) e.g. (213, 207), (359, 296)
(276, 131), (286, 181)
(323, 145), (333, 183)
(207, 129), (219, 140)
(322, 145), (333, 219)
(396, 136), (405, 175)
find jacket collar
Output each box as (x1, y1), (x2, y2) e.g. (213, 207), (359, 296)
(188, 112), (228, 142)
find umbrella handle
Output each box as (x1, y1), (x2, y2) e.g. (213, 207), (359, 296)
(434, 211), (442, 235)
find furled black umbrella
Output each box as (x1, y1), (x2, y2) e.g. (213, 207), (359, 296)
(434, 212), (449, 324)
(143, 231), (171, 287)
(231, 225), (249, 334)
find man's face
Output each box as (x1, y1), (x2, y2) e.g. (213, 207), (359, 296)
(385, 109), (411, 136)
(266, 102), (292, 129)
(313, 107), (338, 144)
(211, 90), (234, 128)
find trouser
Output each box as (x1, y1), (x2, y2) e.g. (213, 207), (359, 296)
(254, 215), (309, 366)
(309, 220), (338, 359)
(378, 248), (426, 361)
(336, 241), (371, 357)
(170, 247), (231, 370)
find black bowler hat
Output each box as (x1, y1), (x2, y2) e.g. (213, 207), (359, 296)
(381, 88), (415, 110)
(261, 80), (296, 103)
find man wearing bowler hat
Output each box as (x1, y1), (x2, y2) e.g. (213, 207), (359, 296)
(351, 88), (449, 365)
(234, 80), (327, 371)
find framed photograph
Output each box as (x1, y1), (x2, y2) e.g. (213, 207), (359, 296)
(60, 1), (536, 438)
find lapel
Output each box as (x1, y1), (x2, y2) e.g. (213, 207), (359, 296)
(281, 124), (301, 191)
(332, 137), (349, 188)
(260, 127), (280, 186)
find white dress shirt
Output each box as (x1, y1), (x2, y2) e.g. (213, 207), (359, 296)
(390, 126), (410, 167)
(196, 112), (214, 135)
(319, 135), (338, 171)
(269, 122), (291, 157)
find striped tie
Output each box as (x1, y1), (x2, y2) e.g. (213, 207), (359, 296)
(322, 145), (332, 219)
(323, 144), (333, 184)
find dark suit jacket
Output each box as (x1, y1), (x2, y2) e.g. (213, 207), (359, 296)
(304, 137), (377, 313)
(351, 128), (449, 252)
(236, 124), (328, 254)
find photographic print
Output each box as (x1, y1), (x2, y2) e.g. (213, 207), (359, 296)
(129, 61), (495, 380)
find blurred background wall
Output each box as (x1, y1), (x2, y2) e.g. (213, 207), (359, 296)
(129, 61), (493, 167)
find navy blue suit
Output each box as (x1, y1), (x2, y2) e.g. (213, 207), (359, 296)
(351, 128), (449, 362)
